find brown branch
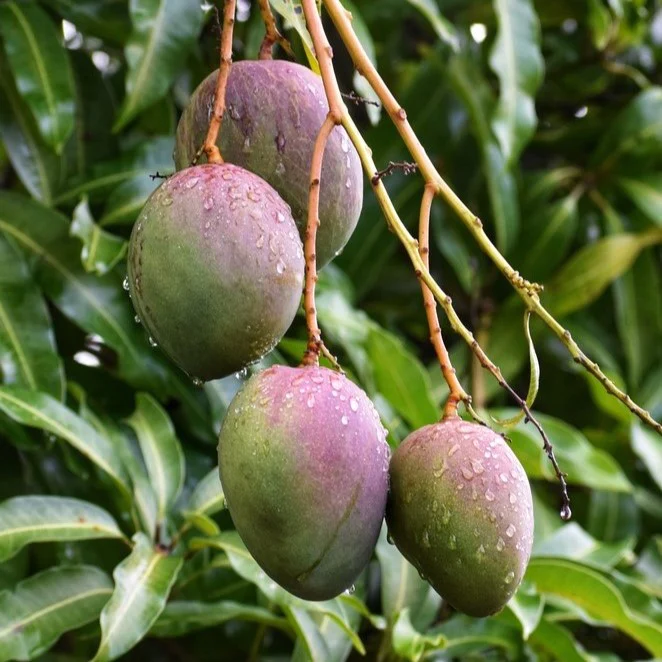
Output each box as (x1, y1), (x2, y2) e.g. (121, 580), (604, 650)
(341, 90), (380, 107)
(371, 161), (418, 185)
(257, 0), (293, 59)
(203, 0), (236, 164)
(418, 184), (468, 419)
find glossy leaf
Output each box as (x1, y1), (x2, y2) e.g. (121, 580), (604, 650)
(489, 0), (544, 164)
(70, 198), (127, 276)
(126, 393), (185, 523)
(99, 176), (159, 226)
(617, 174), (662, 226)
(0, 566), (112, 662)
(114, 0), (204, 130)
(0, 1), (75, 152)
(493, 410), (631, 492)
(507, 582), (544, 640)
(433, 615), (521, 658)
(631, 424), (662, 492)
(93, 533), (183, 662)
(45, 0), (131, 46)
(545, 230), (662, 317)
(184, 468), (225, 517)
(392, 609), (445, 662)
(0, 495), (123, 563)
(285, 607), (331, 662)
(526, 558), (662, 657)
(528, 618), (595, 662)
(405, 0), (458, 50)
(0, 235), (64, 399)
(269, 0), (319, 72)
(0, 387), (129, 493)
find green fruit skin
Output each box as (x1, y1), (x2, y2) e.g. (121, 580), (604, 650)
(127, 163), (304, 382)
(174, 60), (363, 268)
(218, 365), (390, 600)
(386, 417), (534, 617)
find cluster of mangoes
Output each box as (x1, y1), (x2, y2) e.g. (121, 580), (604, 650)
(127, 58), (534, 617)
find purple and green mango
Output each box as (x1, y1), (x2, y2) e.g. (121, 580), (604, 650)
(218, 365), (390, 600)
(127, 163), (304, 382)
(386, 417), (534, 617)
(174, 60), (363, 268)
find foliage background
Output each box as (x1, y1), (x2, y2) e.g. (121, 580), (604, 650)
(0, 0), (661, 660)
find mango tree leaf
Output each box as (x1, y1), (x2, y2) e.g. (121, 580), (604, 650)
(93, 533), (183, 662)
(617, 174), (662, 226)
(545, 230), (662, 317)
(0, 235), (64, 400)
(405, 0), (458, 50)
(285, 607), (331, 662)
(151, 600), (290, 637)
(114, 0), (204, 130)
(269, 0), (319, 72)
(493, 410), (631, 492)
(489, 0), (544, 164)
(392, 608), (446, 662)
(126, 393), (185, 524)
(183, 468), (224, 517)
(528, 618), (596, 662)
(433, 614), (521, 658)
(0, 1), (75, 152)
(526, 558), (662, 657)
(0, 566), (112, 662)
(593, 87), (662, 167)
(447, 54), (519, 253)
(0, 387), (130, 494)
(99, 176), (159, 226)
(0, 59), (60, 205)
(70, 199), (127, 276)
(0, 495), (123, 563)
(507, 582), (544, 640)
(631, 424), (662, 492)
(367, 328), (438, 429)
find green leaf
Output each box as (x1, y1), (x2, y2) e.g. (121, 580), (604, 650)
(528, 618), (595, 662)
(93, 533), (183, 662)
(507, 582), (544, 640)
(0, 566), (112, 662)
(593, 87), (662, 167)
(0, 1), (75, 152)
(587, 0), (613, 50)
(405, 0), (458, 50)
(526, 558), (662, 657)
(99, 176), (159, 226)
(0, 58), (60, 205)
(70, 199), (127, 276)
(489, 0), (544, 164)
(493, 410), (631, 492)
(184, 468), (225, 518)
(375, 527), (441, 630)
(367, 328), (438, 429)
(392, 608), (446, 662)
(285, 607), (331, 662)
(0, 495), (123, 563)
(631, 423), (662, 492)
(0, 387), (129, 494)
(545, 230), (662, 317)
(617, 174), (662, 226)
(269, 0), (319, 73)
(0, 235), (64, 400)
(433, 614), (521, 657)
(126, 393), (185, 524)
(151, 600), (290, 637)
(114, 0), (203, 130)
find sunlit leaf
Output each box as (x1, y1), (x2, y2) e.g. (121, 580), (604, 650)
(269, 0), (319, 73)
(392, 608), (446, 662)
(617, 173), (662, 226)
(99, 176), (158, 226)
(0, 1), (75, 152)
(528, 618), (595, 662)
(93, 533), (183, 661)
(507, 582), (544, 640)
(0, 566), (112, 662)
(631, 423), (662, 492)
(184, 468), (225, 518)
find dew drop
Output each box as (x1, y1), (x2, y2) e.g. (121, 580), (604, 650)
(162, 196), (173, 206)
(471, 459), (484, 474)
(345, 177), (351, 188)
(243, 136), (251, 152)
(134, 314), (141, 324)
(277, 212), (286, 223)
(505, 524), (516, 538)
(485, 489), (495, 502)
(496, 537), (505, 551)
(275, 161), (286, 175)
(461, 467), (474, 480)
(386, 532), (395, 545)
(341, 415), (348, 425)
(432, 459), (446, 478)
(276, 259), (285, 275)
(422, 530), (431, 548)
(560, 504), (572, 521)
(475, 544), (485, 559)
(448, 444), (460, 457)
(500, 473), (509, 483)
(346, 584), (356, 595)
(448, 534), (457, 550)
(349, 397), (359, 412)
(203, 196), (214, 210)
(148, 336), (158, 348)
(331, 379), (342, 391)
(307, 394), (315, 408)
(432, 500), (438, 512)
(256, 234), (265, 249)
(247, 190), (261, 202)
(185, 176), (199, 189)
(122, 276), (130, 291)
(341, 136), (350, 153)
(510, 469), (519, 479)
(504, 571), (515, 584)
(311, 374), (324, 384)
(509, 493), (517, 505)
(192, 377), (203, 387)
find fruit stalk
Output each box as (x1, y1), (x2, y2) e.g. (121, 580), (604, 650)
(418, 183), (469, 419)
(202, 0), (236, 165)
(321, 0), (661, 436)
(256, 0), (292, 59)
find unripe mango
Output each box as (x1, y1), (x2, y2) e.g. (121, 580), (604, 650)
(174, 60), (363, 268)
(127, 163), (304, 382)
(386, 417), (533, 617)
(218, 365), (390, 600)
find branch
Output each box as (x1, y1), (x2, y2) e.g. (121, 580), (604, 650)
(418, 184), (469, 419)
(372, 160), (418, 185)
(341, 90), (380, 107)
(257, 0), (293, 59)
(202, 0), (236, 165)
(321, 0), (661, 437)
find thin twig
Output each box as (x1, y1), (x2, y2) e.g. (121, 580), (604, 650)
(321, 0), (661, 437)
(257, 0), (293, 59)
(371, 161), (418, 185)
(149, 171), (169, 180)
(418, 184), (469, 419)
(203, 0), (236, 164)
(341, 90), (380, 107)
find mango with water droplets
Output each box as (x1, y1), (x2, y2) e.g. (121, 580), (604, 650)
(218, 365), (390, 600)
(127, 163), (304, 381)
(174, 60), (363, 268)
(386, 417), (534, 617)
